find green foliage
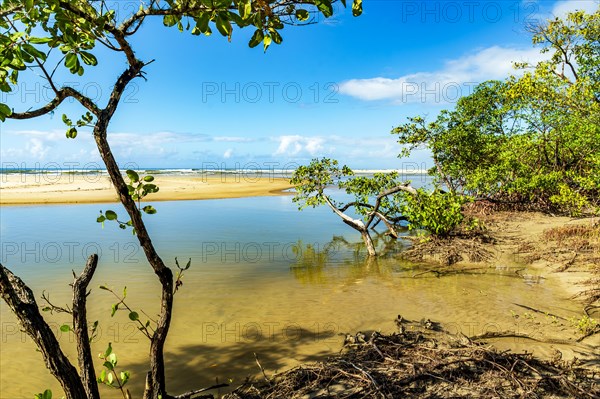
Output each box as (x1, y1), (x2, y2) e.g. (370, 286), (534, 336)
(0, 0), (363, 119)
(290, 157), (354, 209)
(569, 315), (598, 336)
(97, 170), (159, 233)
(291, 158), (467, 238)
(97, 343), (132, 398)
(34, 389), (52, 399)
(401, 189), (467, 237)
(393, 9), (600, 215)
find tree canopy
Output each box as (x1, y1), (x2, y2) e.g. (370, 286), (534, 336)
(394, 9), (600, 215)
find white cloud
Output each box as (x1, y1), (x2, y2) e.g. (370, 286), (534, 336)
(273, 135), (326, 156)
(339, 46), (546, 104)
(213, 136), (256, 143)
(223, 148), (233, 159)
(551, 0), (599, 18)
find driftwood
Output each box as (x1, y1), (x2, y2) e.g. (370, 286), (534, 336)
(225, 326), (600, 399)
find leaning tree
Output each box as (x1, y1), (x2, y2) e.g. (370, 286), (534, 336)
(0, 1), (362, 399)
(290, 158), (417, 256)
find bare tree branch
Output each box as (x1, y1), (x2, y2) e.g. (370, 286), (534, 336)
(0, 263), (87, 399)
(72, 254), (101, 399)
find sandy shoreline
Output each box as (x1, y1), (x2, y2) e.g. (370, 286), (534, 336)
(0, 174), (293, 205)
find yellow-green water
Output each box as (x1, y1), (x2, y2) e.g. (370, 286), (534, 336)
(0, 198), (596, 398)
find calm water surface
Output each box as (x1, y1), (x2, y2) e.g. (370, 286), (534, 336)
(0, 195), (591, 398)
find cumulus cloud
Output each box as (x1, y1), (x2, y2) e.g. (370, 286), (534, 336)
(223, 148), (233, 159)
(273, 135), (326, 156)
(339, 46), (546, 104)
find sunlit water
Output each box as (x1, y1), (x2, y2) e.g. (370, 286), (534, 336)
(0, 194), (595, 398)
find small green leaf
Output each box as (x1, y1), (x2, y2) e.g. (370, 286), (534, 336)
(126, 169), (139, 182)
(143, 175), (154, 182)
(60, 324), (70, 333)
(128, 311), (139, 321)
(98, 369), (106, 383)
(105, 210), (118, 220)
(249, 29), (264, 48)
(271, 30), (282, 45)
(263, 35), (272, 52)
(111, 303), (118, 317)
(66, 127), (77, 139)
(79, 51), (98, 66)
(352, 0), (363, 16)
(107, 372), (114, 385)
(163, 14), (177, 27)
(295, 9), (309, 21)
(120, 371), (130, 385)
(108, 353), (118, 366)
(29, 37), (52, 44)
(103, 360), (114, 371)
(103, 342), (113, 358)
(142, 205), (157, 214)
(0, 103), (12, 121)
(215, 14), (232, 39)
(314, 0), (334, 18)
(99, 285), (109, 291)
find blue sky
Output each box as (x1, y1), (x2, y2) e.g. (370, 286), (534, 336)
(1, 0), (598, 171)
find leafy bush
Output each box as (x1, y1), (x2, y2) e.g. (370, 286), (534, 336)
(401, 189), (467, 237)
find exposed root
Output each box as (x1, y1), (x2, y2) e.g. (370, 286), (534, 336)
(224, 325), (600, 399)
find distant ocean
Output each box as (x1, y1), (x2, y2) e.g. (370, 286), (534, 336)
(0, 167), (431, 180)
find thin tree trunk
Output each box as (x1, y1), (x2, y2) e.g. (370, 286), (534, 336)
(72, 254), (101, 399)
(361, 230), (377, 256)
(0, 264), (87, 399)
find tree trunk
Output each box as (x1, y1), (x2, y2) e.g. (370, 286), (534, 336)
(72, 255), (101, 399)
(361, 230), (377, 256)
(0, 263), (87, 399)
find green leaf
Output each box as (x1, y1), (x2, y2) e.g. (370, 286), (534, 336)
(98, 369), (106, 383)
(263, 35), (272, 52)
(128, 311), (139, 321)
(22, 44), (47, 61)
(0, 103), (12, 121)
(111, 303), (118, 317)
(24, 0), (34, 12)
(64, 53), (78, 70)
(314, 0), (333, 18)
(295, 9), (309, 21)
(270, 30), (282, 45)
(120, 371), (130, 385)
(103, 360), (114, 371)
(163, 15), (178, 27)
(107, 372), (114, 385)
(103, 342), (113, 358)
(66, 127), (77, 139)
(79, 51), (98, 66)
(143, 175), (154, 182)
(352, 0), (363, 17)
(126, 169), (139, 182)
(108, 353), (118, 366)
(249, 29), (264, 48)
(215, 14), (233, 39)
(60, 324), (70, 333)
(142, 205), (157, 214)
(123, 286), (127, 297)
(29, 37), (52, 44)
(105, 210), (118, 220)
(41, 389), (52, 399)
(196, 12), (211, 33)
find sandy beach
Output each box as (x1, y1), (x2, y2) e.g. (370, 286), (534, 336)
(0, 173), (293, 205)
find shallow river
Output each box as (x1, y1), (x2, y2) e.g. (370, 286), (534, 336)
(0, 196), (594, 398)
